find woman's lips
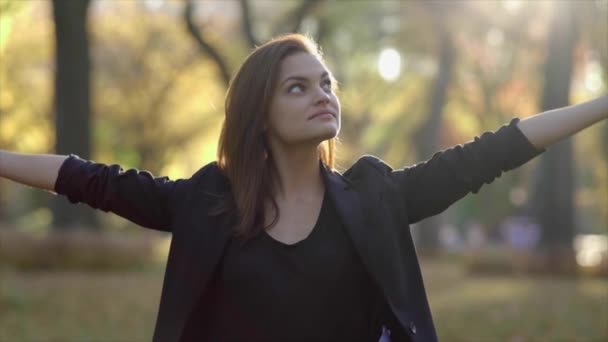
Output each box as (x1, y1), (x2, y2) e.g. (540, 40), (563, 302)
(309, 111), (335, 120)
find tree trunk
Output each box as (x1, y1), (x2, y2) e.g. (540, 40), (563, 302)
(531, 1), (578, 273)
(413, 27), (455, 256)
(51, 0), (97, 230)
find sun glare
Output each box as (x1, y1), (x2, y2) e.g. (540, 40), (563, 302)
(502, 0), (523, 14)
(378, 48), (401, 82)
(143, 0), (164, 11)
(584, 61), (605, 93)
(574, 234), (608, 268)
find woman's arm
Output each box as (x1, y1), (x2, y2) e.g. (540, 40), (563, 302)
(517, 95), (608, 149)
(0, 151), (67, 192)
(0, 152), (191, 232)
(389, 96), (607, 224)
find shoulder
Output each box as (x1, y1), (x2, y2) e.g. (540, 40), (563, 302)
(190, 161), (223, 179)
(342, 155), (395, 181)
(185, 161), (230, 195)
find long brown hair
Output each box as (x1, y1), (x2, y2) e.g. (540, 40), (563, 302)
(215, 34), (336, 239)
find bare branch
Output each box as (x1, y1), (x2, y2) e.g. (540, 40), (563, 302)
(183, 0), (231, 87)
(239, 0), (259, 48)
(314, 15), (327, 44)
(270, 0), (326, 37)
(288, 0), (324, 33)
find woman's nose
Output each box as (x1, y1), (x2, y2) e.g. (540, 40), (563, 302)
(314, 87), (331, 105)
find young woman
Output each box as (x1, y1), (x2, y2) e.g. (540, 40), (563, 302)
(1, 34), (607, 342)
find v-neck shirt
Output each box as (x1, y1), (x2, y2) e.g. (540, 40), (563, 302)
(181, 190), (384, 341)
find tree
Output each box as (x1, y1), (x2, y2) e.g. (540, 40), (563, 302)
(91, 2), (223, 174)
(530, 1), (578, 273)
(50, 0), (96, 230)
(412, 25), (455, 255)
(406, 2), (458, 255)
(183, 0), (327, 89)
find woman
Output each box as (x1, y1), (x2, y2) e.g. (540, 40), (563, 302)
(1, 34), (607, 342)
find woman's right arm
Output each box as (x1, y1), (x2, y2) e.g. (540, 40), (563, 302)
(0, 151), (189, 232)
(0, 151), (67, 192)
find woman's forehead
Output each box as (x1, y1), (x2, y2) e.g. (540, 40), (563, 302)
(279, 52), (331, 80)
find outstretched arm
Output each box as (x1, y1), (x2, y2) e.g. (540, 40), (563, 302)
(385, 95), (607, 224)
(517, 95), (608, 149)
(0, 152), (192, 232)
(0, 151), (67, 192)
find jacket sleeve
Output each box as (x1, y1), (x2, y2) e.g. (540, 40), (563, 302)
(54, 155), (191, 232)
(379, 118), (544, 224)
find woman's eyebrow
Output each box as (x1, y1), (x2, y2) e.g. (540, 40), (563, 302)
(280, 71), (329, 86)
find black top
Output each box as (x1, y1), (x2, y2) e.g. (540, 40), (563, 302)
(181, 191), (385, 341)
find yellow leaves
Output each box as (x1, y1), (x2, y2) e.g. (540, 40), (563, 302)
(1, 115), (52, 153)
(0, 15), (13, 52)
(82, 0), (231, 172)
(0, 0), (34, 52)
(0, 88), (13, 108)
(444, 105), (480, 143)
(0, 0), (53, 152)
(160, 127), (220, 179)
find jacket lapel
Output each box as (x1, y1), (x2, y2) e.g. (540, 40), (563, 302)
(155, 190), (234, 342)
(321, 163), (381, 277)
(321, 163), (414, 338)
(320, 163), (367, 251)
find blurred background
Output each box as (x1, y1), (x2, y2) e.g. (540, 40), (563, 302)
(0, 0), (607, 341)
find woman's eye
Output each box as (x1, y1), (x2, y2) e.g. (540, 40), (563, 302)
(288, 84), (305, 93)
(322, 80), (332, 92)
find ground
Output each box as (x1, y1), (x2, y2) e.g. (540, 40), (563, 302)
(1, 259), (606, 341)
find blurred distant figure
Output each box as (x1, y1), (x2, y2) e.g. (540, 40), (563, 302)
(500, 212), (540, 251)
(466, 221), (488, 249)
(438, 224), (464, 252)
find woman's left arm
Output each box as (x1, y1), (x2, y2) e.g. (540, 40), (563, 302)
(517, 95), (608, 149)
(383, 95), (608, 224)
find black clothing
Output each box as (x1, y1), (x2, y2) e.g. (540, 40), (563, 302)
(55, 118), (544, 342)
(181, 191), (384, 341)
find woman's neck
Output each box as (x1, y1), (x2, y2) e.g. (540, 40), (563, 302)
(268, 141), (324, 201)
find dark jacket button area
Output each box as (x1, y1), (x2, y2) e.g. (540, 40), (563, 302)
(408, 322), (417, 335)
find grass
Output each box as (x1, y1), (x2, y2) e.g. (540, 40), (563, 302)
(423, 260), (608, 341)
(0, 268), (163, 342)
(1, 260), (606, 342)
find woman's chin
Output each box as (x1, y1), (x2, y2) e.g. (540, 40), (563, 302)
(315, 129), (338, 142)
(317, 124), (339, 138)
(286, 126), (339, 146)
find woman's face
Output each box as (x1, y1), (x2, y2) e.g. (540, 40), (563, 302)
(266, 52), (340, 148)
